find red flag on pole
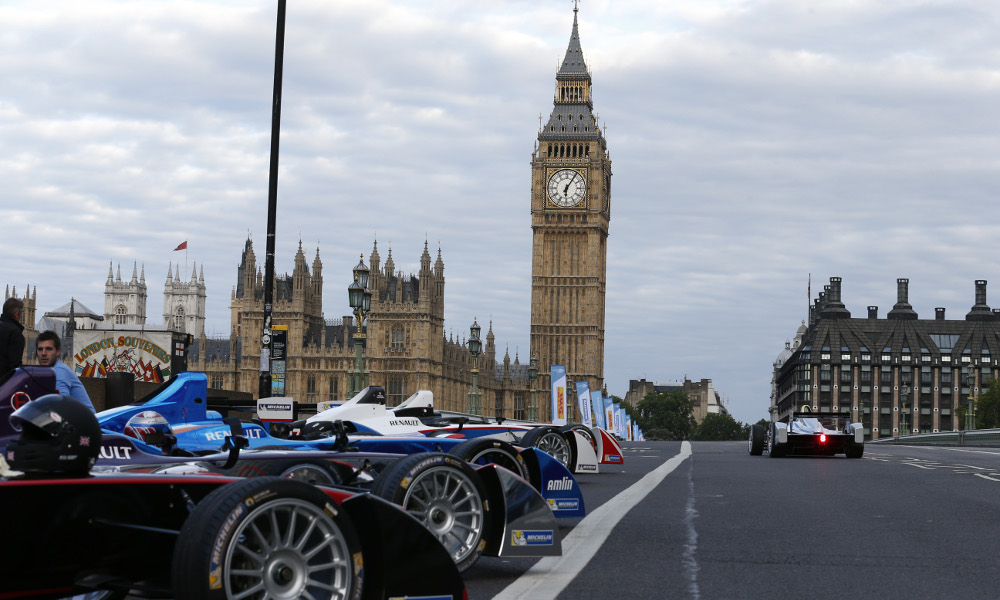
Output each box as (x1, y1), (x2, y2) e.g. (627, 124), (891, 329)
(174, 241), (188, 251)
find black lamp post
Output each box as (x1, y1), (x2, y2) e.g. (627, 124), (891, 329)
(467, 318), (482, 415)
(347, 255), (371, 397)
(528, 355), (539, 422)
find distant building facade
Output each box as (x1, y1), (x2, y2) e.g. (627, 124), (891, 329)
(105, 263), (147, 327)
(624, 377), (728, 425)
(163, 262), (206, 337)
(187, 239), (534, 417)
(772, 277), (1000, 439)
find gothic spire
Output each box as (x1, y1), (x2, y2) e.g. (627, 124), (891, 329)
(559, 4), (587, 76)
(540, 6), (602, 143)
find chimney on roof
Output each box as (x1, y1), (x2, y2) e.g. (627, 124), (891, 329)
(819, 277), (851, 319)
(868, 306), (878, 319)
(966, 280), (993, 321)
(936, 307), (946, 320)
(888, 278), (917, 320)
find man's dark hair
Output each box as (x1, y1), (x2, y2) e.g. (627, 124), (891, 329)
(2, 297), (24, 317)
(37, 330), (61, 350)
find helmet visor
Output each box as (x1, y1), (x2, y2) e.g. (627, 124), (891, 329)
(9, 400), (69, 436)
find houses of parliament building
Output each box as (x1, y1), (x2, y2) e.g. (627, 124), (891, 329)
(195, 238), (534, 417)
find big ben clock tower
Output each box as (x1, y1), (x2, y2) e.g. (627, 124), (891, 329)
(529, 5), (611, 421)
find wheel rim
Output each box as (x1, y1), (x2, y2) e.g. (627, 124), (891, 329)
(279, 463), (339, 486)
(224, 498), (353, 600)
(399, 465), (484, 566)
(535, 432), (571, 466)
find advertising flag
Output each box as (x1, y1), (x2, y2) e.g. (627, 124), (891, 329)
(613, 403), (622, 437)
(590, 391), (605, 429)
(575, 380), (593, 427)
(173, 241), (188, 251)
(550, 365), (567, 426)
(626, 414), (633, 441)
(603, 396), (614, 432)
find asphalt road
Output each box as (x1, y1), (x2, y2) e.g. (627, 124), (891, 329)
(464, 441), (1000, 600)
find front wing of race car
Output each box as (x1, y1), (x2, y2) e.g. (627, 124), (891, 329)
(0, 473), (466, 600)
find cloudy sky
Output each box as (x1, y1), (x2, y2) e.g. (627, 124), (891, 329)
(4, 0), (1000, 424)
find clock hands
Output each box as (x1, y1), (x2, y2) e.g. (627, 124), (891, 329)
(563, 172), (580, 198)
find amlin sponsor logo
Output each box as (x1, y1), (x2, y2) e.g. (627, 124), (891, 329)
(511, 530), (555, 546)
(545, 476), (574, 491)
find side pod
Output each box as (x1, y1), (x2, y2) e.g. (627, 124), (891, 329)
(476, 464), (562, 558)
(595, 428), (624, 464)
(338, 493), (467, 600)
(519, 446), (586, 519)
(569, 429), (600, 473)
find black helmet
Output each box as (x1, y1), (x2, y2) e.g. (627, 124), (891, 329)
(6, 394), (102, 476)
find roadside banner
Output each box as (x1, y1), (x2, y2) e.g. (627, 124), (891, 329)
(590, 391), (605, 429)
(603, 396), (614, 432)
(613, 403), (622, 437)
(575, 380), (592, 427)
(626, 414), (633, 440)
(551, 365), (567, 425)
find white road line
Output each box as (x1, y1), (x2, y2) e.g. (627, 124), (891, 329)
(973, 473), (1000, 482)
(683, 471), (701, 600)
(492, 441), (693, 600)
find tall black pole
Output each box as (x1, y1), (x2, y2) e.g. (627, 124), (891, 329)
(258, 0), (286, 399)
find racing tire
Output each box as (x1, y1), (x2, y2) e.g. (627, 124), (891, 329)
(171, 477), (362, 600)
(224, 458), (347, 486)
(767, 423), (786, 458)
(845, 443), (864, 459)
(520, 426), (574, 468)
(748, 424), (765, 456)
(448, 438), (531, 481)
(370, 452), (489, 573)
(560, 423), (598, 454)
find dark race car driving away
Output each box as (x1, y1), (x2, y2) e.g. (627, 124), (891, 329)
(748, 409), (864, 458)
(1, 394), (470, 600)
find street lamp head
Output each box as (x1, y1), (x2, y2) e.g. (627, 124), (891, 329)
(353, 254), (370, 290)
(362, 288), (372, 313)
(528, 355), (538, 381)
(469, 318), (482, 357)
(348, 278), (364, 310)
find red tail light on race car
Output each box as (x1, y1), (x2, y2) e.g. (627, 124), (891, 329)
(819, 434), (827, 443)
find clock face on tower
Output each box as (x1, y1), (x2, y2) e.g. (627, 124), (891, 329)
(547, 169), (586, 207)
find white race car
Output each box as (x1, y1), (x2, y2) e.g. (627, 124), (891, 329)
(749, 410), (864, 458)
(302, 386), (624, 474)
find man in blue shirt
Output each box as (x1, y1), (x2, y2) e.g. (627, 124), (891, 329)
(36, 330), (95, 412)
